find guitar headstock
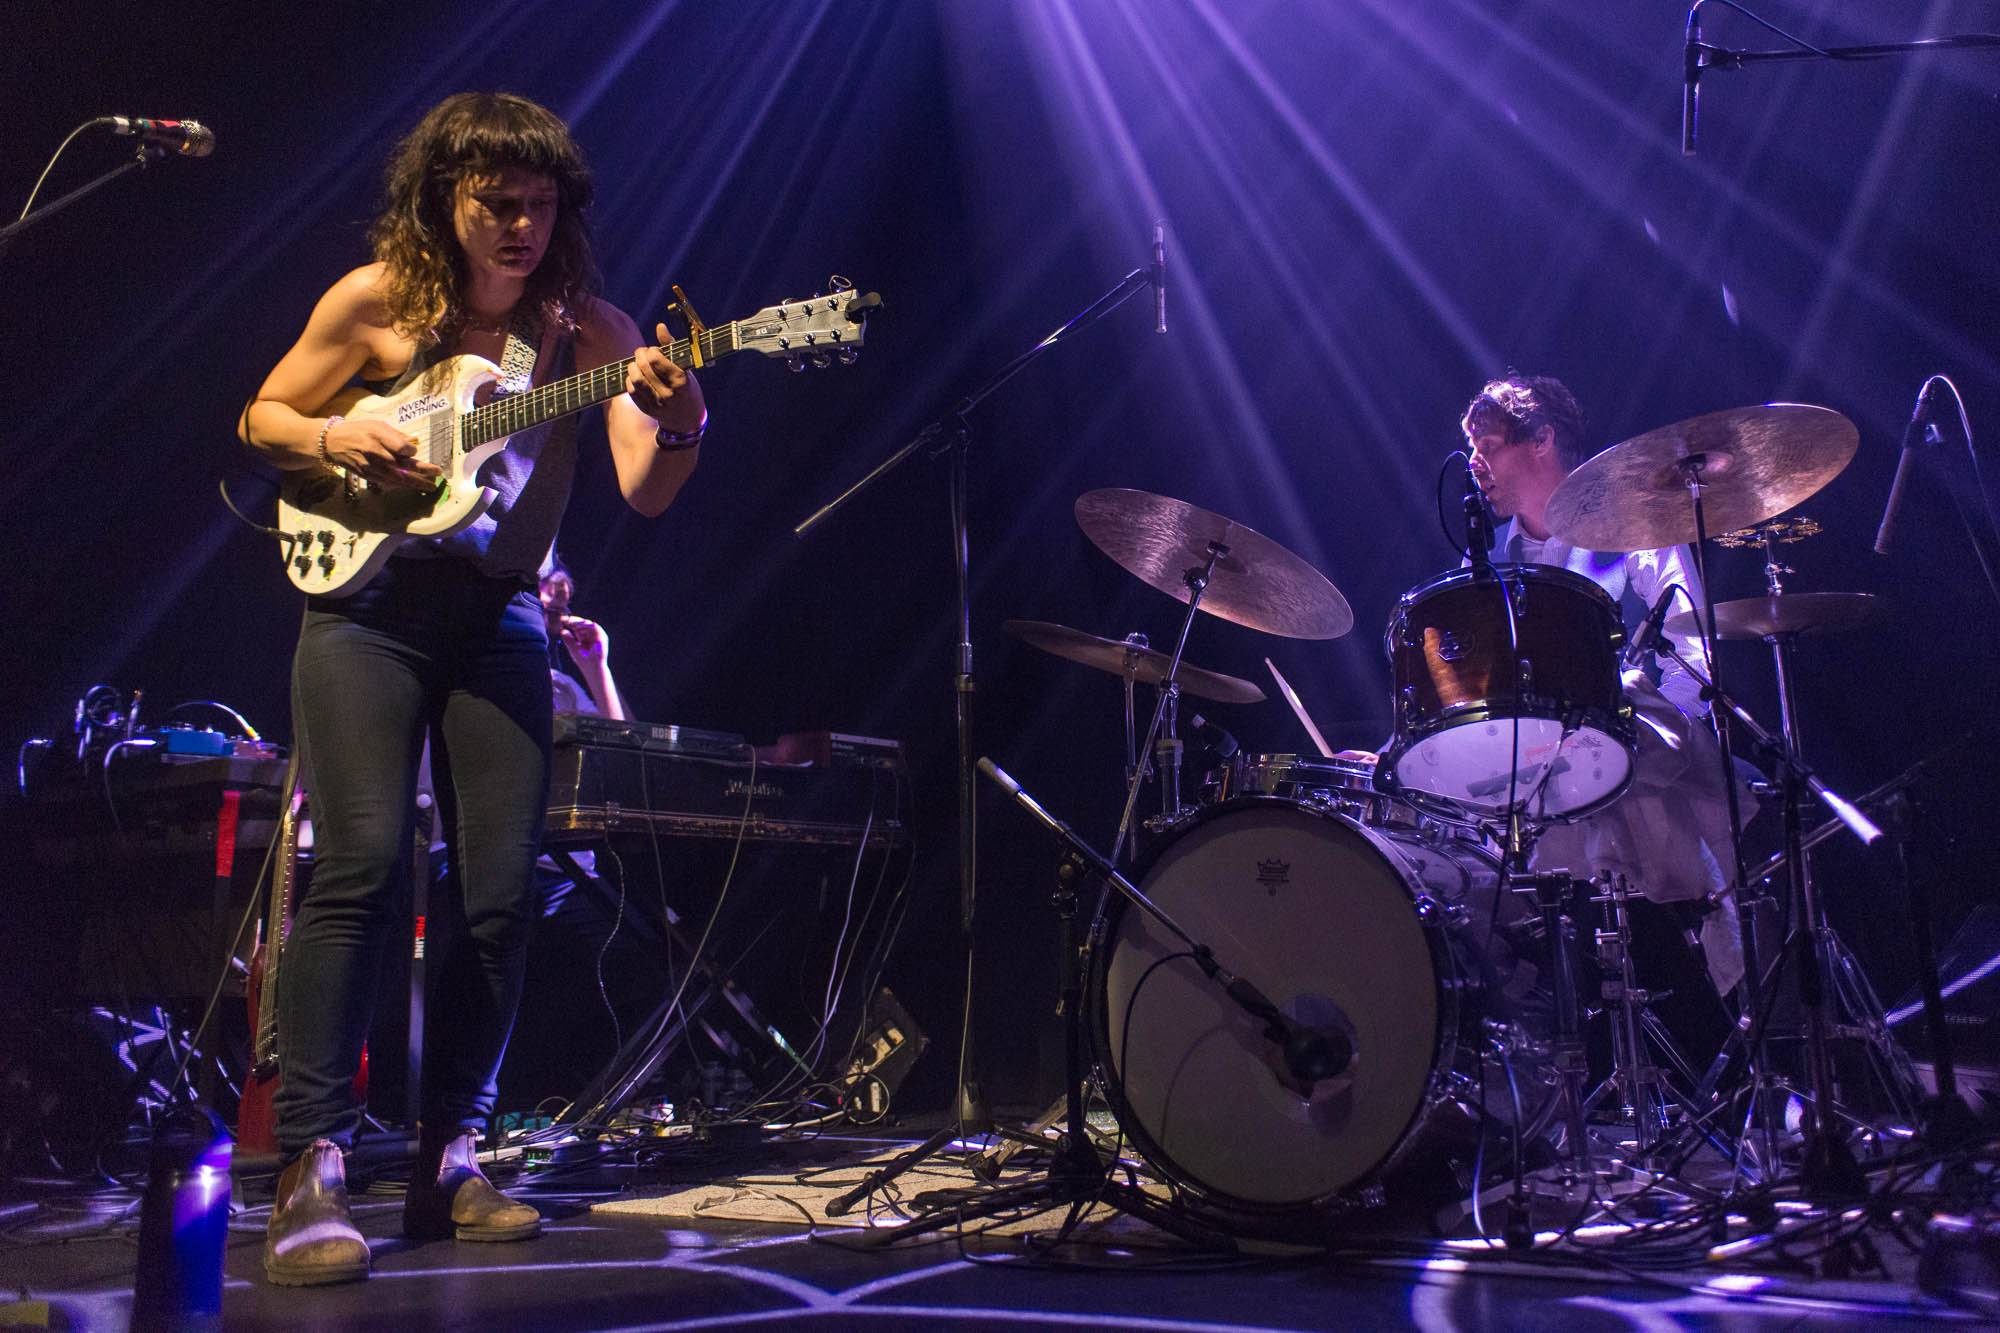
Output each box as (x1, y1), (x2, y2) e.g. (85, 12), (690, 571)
(732, 279), (881, 370)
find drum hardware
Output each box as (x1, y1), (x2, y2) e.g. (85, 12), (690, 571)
(1072, 490), (1353, 864)
(1580, 873), (1714, 1161)
(1648, 632), (1887, 1195)
(1545, 403), (1861, 1190)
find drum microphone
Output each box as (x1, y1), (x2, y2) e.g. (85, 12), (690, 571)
(1189, 713), (1238, 761)
(1873, 379), (1942, 557)
(1622, 585), (1679, 668)
(1151, 221), (1167, 335)
(1681, 4), (1704, 157)
(99, 116), (216, 157)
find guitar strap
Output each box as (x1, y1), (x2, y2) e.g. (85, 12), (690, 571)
(498, 314), (540, 394)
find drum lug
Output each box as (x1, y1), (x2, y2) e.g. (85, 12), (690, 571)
(1413, 894), (1442, 924)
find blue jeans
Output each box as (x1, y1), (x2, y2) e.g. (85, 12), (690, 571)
(274, 556), (552, 1155)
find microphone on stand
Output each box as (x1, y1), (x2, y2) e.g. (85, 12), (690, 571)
(1462, 455), (1496, 566)
(100, 116), (216, 157)
(1874, 380), (1942, 556)
(1681, 5), (1704, 157)
(1151, 221), (1167, 335)
(1623, 585), (1680, 669)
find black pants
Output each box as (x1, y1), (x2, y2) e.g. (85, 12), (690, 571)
(274, 557), (552, 1155)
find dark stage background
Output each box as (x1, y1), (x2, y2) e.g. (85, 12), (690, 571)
(5, 0), (1999, 1114)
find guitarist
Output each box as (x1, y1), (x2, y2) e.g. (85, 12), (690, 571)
(237, 91), (706, 1287)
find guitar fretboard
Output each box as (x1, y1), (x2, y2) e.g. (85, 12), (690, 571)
(461, 323), (739, 447)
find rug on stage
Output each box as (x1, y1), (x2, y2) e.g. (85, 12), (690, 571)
(592, 1139), (1170, 1236)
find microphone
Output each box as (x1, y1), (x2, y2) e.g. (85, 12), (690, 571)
(1462, 454), (1496, 563)
(101, 116), (215, 158)
(1623, 585), (1679, 668)
(1681, 7), (1703, 157)
(1151, 221), (1167, 334)
(1189, 713), (1239, 761)
(1220, 973), (1353, 1088)
(1874, 380), (1941, 557)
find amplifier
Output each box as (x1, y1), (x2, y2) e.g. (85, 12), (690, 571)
(545, 724), (908, 848)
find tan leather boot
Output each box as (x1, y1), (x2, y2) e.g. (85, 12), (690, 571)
(403, 1129), (541, 1242)
(263, 1140), (370, 1286)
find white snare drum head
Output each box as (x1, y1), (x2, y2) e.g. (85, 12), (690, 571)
(1100, 803), (1441, 1210)
(1390, 718), (1631, 816)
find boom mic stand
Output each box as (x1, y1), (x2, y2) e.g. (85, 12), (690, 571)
(853, 760), (1344, 1249)
(795, 246), (1162, 1163)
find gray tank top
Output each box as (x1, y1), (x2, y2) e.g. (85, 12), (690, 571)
(390, 315), (580, 583)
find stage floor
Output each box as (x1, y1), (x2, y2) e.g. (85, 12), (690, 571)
(1, 1126), (1984, 1331)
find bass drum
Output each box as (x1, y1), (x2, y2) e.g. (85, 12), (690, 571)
(1088, 797), (1535, 1234)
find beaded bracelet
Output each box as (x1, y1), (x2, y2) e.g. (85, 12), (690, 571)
(655, 411), (707, 453)
(315, 415), (346, 470)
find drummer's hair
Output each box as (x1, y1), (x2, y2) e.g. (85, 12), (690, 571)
(1462, 374), (1588, 470)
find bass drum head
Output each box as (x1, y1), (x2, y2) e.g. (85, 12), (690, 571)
(1092, 799), (1444, 1220)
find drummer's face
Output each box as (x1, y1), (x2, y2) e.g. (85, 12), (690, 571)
(1466, 428), (1533, 516)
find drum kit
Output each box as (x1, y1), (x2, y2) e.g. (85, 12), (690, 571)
(915, 399), (1932, 1245)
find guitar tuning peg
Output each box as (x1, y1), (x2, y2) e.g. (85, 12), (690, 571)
(837, 347), (859, 365)
(811, 352), (833, 369)
(828, 274), (853, 292)
(787, 356), (807, 373)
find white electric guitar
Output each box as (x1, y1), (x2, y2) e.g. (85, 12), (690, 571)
(276, 283), (880, 597)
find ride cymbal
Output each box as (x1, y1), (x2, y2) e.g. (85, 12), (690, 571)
(1544, 405), (1858, 553)
(1074, 488), (1352, 639)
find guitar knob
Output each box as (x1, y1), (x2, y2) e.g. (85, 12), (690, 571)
(294, 556), (312, 575)
(317, 555), (336, 573)
(318, 531), (335, 547)
(295, 531), (313, 547)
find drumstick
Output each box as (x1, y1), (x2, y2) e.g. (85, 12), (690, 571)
(1263, 657), (1335, 759)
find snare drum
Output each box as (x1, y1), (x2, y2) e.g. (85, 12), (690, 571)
(1219, 753), (1417, 829)
(1380, 564), (1635, 820)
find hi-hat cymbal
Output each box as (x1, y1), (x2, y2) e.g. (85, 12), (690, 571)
(1074, 489), (1352, 640)
(1544, 405), (1859, 553)
(1004, 620), (1267, 704)
(1664, 591), (1883, 642)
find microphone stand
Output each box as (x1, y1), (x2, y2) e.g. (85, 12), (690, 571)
(851, 759), (1336, 1248)
(795, 256), (1157, 1146)
(1685, 24), (2000, 154)
(0, 141), (164, 256)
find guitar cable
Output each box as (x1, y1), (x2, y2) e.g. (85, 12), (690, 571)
(218, 477), (296, 540)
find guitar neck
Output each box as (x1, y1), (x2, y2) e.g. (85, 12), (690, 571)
(460, 323), (740, 448)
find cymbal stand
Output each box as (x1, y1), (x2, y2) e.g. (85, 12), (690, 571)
(1754, 530), (1921, 1135)
(1110, 544), (1225, 865)
(1652, 633), (1883, 1196)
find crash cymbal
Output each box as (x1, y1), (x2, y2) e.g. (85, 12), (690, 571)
(1664, 591), (1883, 642)
(1073, 489), (1352, 640)
(1004, 620), (1267, 704)
(1544, 404), (1859, 553)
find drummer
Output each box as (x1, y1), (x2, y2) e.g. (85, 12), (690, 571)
(1458, 372), (1751, 993)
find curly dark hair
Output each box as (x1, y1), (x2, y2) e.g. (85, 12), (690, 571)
(367, 92), (600, 341)
(1461, 373), (1590, 471)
